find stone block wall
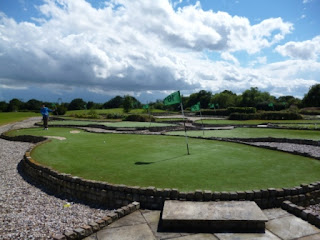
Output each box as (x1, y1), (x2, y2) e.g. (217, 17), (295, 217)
(21, 149), (320, 211)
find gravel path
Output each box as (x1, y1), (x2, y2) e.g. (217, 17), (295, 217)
(246, 142), (320, 159)
(0, 118), (113, 240)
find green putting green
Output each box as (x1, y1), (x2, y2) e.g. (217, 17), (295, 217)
(46, 120), (175, 128)
(8, 127), (320, 191)
(166, 128), (320, 140)
(197, 119), (320, 125)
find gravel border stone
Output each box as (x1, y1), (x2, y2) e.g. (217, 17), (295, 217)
(0, 118), (114, 240)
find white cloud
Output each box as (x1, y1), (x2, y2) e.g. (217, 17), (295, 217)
(0, 0), (316, 100)
(220, 52), (240, 65)
(275, 36), (320, 60)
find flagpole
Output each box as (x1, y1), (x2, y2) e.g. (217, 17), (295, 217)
(199, 109), (204, 136)
(148, 103), (152, 128)
(180, 102), (190, 155)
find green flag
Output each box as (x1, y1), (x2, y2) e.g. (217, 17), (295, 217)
(268, 102), (274, 107)
(191, 102), (200, 112)
(163, 91), (181, 106)
(143, 104), (149, 109)
(208, 103), (215, 109)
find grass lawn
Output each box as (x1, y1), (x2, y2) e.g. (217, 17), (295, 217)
(9, 127), (320, 191)
(46, 120), (175, 128)
(155, 118), (185, 122)
(278, 123), (320, 130)
(198, 119), (320, 125)
(166, 128), (320, 140)
(0, 112), (38, 126)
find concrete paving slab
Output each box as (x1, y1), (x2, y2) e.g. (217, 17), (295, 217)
(168, 233), (219, 239)
(263, 208), (291, 221)
(96, 223), (156, 240)
(215, 230), (281, 240)
(266, 215), (320, 240)
(141, 210), (182, 239)
(162, 201), (268, 233)
(296, 233), (320, 239)
(107, 210), (146, 228)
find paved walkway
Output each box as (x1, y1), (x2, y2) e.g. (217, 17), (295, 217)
(85, 208), (320, 240)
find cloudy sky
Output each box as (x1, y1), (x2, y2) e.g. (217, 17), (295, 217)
(0, 0), (319, 103)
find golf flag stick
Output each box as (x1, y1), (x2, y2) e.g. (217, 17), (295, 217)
(199, 109), (204, 136)
(180, 102), (190, 155)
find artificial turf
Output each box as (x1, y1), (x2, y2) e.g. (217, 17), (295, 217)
(166, 128), (320, 140)
(9, 127), (320, 192)
(197, 119), (320, 125)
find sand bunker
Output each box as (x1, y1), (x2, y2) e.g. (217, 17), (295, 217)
(70, 130), (80, 134)
(44, 136), (66, 141)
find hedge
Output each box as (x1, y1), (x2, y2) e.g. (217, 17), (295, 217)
(227, 107), (257, 114)
(195, 109), (229, 116)
(229, 112), (303, 120)
(123, 114), (155, 122)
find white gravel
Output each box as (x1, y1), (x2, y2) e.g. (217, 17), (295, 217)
(246, 142), (320, 159)
(0, 118), (113, 240)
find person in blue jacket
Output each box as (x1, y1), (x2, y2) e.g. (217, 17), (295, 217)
(40, 104), (53, 130)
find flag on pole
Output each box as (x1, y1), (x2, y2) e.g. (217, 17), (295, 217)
(208, 103), (215, 109)
(143, 104), (149, 109)
(268, 102), (274, 107)
(163, 91), (181, 106)
(191, 102), (201, 112)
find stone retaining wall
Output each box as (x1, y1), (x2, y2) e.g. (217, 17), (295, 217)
(36, 123), (181, 132)
(21, 146), (320, 211)
(281, 200), (320, 229)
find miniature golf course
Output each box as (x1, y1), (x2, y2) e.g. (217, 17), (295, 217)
(7, 127), (320, 192)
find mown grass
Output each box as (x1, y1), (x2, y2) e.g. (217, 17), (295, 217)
(277, 124), (320, 130)
(166, 128), (320, 140)
(0, 112), (38, 126)
(46, 120), (175, 128)
(8, 127), (320, 191)
(197, 119), (320, 125)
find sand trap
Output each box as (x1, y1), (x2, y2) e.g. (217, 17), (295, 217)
(70, 130), (80, 134)
(44, 136), (66, 141)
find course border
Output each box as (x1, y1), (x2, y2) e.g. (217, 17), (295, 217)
(17, 134), (320, 211)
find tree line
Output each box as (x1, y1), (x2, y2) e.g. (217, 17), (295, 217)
(0, 84), (319, 113)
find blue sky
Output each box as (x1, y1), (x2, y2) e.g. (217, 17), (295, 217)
(0, 0), (319, 103)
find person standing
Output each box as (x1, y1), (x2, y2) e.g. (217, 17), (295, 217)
(40, 104), (53, 130)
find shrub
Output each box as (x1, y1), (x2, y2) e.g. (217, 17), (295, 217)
(53, 105), (67, 116)
(105, 113), (124, 119)
(195, 109), (229, 116)
(227, 107), (256, 114)
(124, 114), (155, 122)
(299, 109), (320, 115)
(229, 112), (303, 120)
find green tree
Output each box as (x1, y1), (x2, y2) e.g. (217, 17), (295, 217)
(7, 98), (24, 112)
(187, 90), (212, 108)
(240, 87), (274, 107)
(123, 95), (133, 113)
(103, 96), (123, 109)
(24, 99), (42, 111)
(211, 90), (238, 108)
(0, 101), (8, 112)
(68, 98), (86, 110)
(302, 84), (320, 107)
